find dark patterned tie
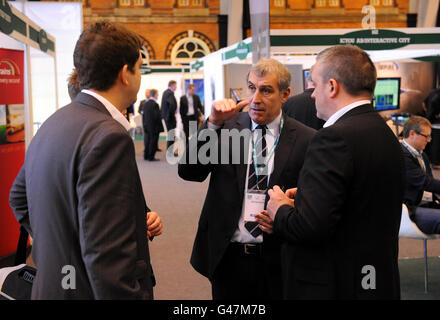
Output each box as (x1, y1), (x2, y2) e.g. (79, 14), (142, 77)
(245, 125), (267, 237)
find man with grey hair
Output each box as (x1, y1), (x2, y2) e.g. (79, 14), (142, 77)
(401, 115), (440, 234)
(267, 45), (404, 299)
(178, 58), (315, 299)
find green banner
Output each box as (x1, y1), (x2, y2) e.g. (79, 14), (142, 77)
(271, 29), (440, 51)
(1, 1), (54, 53)
(191, 60), (203, 71)
(224, 41), (252, 61)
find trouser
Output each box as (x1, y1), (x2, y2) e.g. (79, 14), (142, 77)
(414, 206), (440, 234)
(164, 120), (176, 151)
(144, 131), (158, 160)
(210, 243), (282, 300)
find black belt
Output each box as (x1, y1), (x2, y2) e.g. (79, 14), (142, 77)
(229, 243), (263, 256)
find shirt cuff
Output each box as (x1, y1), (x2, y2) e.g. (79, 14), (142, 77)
(207, 120), (222, 130)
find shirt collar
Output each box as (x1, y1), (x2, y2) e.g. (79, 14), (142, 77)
(323, 100), (371, 128)
(81, 89), (131, 131)
(402, 140), (423, 157)
(251, 111), (282, 137)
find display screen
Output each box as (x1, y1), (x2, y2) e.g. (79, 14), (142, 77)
(303, 69), (311, 90)
(373, 78), (401, 111)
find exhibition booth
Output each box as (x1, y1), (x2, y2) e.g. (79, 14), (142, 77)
(0, 0), (57, 258)
(190, 28), (440, 120)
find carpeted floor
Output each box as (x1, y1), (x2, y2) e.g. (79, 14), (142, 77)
(135, 140), (212, 299)
(399, 257), (440, 300)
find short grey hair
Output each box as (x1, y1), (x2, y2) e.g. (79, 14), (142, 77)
(402, 115), (431, 138)
(248, 58), (291, 92)
(316, 45), (377, 96)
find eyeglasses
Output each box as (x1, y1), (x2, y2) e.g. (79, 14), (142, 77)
(416, 132), (432, 140)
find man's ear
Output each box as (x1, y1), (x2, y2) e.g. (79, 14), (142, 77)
(119, 64), (129, 86)
(280, 87), (291, 103)
(328, 78), (339, 98)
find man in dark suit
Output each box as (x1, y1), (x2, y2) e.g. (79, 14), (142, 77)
(267, 45), (404, 299)
(9, 22), (162, 299)
(138, 88), (151, 115)
(141, 89), (163, 161)
(180, 83), (204, 147)
(282, 72), (324, 130)
(401, 115), (440, 234)
(161, 80), (178, 152)
(178, 58), (315, 299)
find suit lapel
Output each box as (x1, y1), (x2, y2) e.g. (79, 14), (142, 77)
(269, 115), (296, 188)
(233, 113), (251, 200)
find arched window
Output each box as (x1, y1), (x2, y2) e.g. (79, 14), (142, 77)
(165, 30), (215, 65)
(137, 35), (155, 65)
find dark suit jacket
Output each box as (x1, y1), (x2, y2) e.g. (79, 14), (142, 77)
(179, 94), (204, 119)
(178, 112), (315, 280)
(160, 88), (177, 129)
(274, 104), (404, 300)
(142, 99), (163, 134)
(402, 145), (440, 217)
(282, 88), (325, 130)
(9, 92), (154, 299)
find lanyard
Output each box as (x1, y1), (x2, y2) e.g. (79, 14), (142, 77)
(250, 116), (284, 189)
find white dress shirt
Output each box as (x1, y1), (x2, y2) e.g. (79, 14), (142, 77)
(232, 112), (282, 243)
(81, 89), (131, 131)
(323, 100), (371, 128)
(187, 95), (195, 116)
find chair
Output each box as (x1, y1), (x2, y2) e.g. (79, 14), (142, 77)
(398, 204), (439, 293)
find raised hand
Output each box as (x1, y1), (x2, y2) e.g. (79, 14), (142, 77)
(208, 99), (250, 126)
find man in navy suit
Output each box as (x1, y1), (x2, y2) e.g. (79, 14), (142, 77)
(267, 45), (404, 299)
(401, 115), (440, 234)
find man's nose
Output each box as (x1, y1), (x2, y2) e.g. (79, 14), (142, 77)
(252, 89), (263, 103)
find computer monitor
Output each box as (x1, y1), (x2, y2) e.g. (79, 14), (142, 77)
(373, 77), (401, 111)
(303, 69), (311, 90)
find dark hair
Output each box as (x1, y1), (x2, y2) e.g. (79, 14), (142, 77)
(316, 45), (377, 97)
(168, 80), (177, 88)
(67, 68), (81, 100)
(402, 115), (431, 138)
(73, 21), (142, 91)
